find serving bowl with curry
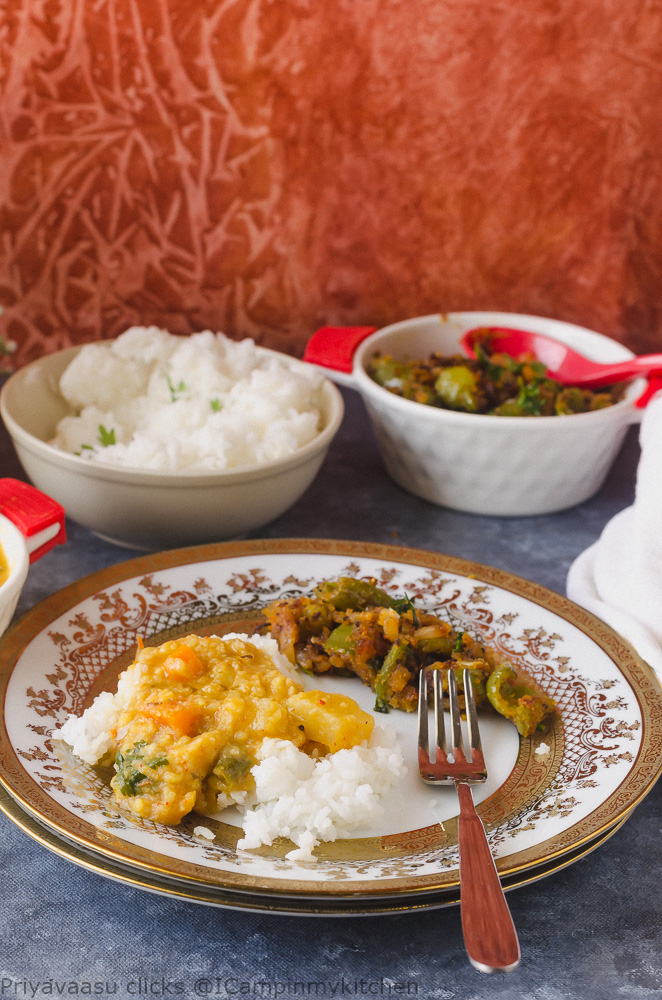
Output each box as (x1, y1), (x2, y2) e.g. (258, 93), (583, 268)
(304, 312), (644, 516)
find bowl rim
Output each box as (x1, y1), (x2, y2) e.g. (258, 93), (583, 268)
(0, 343), (345, 486)
(0, 514), (29, 602)
(352, 311), (644, 427)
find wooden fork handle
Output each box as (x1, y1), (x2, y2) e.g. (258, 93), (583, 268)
(456, 782), (521, 973)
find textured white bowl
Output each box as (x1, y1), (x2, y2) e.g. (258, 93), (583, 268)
(0, 345), (344, 550)
(341, 312), (643, 516)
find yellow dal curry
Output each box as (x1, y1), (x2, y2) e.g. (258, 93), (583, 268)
(110, 634), (374, 825)
(0, 542), (9, 587)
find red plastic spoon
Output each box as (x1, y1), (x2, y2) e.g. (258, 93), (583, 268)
(461, 326), (662, 390)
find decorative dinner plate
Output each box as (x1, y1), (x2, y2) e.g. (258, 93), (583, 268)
(1, 539), (661, 910)
(0, 780), (630, 915)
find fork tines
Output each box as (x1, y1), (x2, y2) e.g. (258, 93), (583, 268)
(417, 667), (487, 784)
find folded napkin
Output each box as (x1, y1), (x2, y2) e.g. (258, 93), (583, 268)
(566, 392), (662, 678)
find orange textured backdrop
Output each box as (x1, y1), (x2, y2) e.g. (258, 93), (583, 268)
(1, 0), (662, 366)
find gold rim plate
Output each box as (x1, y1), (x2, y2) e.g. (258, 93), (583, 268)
(1, 539), (661, 906)
(0, 780), (630, 915)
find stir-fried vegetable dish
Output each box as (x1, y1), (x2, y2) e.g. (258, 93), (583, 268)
(264, 577), (555, 737)
(367, 330), (626, 416)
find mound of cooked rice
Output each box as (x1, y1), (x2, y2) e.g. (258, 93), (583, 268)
(238, 732), (405, 861)
(51, 327), (324, 472)
(54, 633), (405, 860)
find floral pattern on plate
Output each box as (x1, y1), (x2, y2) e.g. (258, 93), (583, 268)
(1, 539), (661, 896)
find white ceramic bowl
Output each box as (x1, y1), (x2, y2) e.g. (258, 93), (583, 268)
(0, 514), (30, 636)
(0, 345), (344, 550)
(0, 480), (65, 636)
(306, 311), (644, 516)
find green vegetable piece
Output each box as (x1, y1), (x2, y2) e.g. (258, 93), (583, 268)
(210, 398), (222, 412)
(434, 366), (484, 412)
(512, 383), (545, 416)
(372, 642), (409, 712)
(324, 623), (356, 653)
(492, 398), (523, 416)
(367, 355), (414, 389)
(493, 380), (554, 417)
(449, 661), (491, 706)
(415, 634), (456, 658)
(486, 664), (554, 737)
(589, 393), (614, 411)
(115, 767), (148, 796)
(213, 745), (254, 788)
(114, 742), (149, 796)
(402, 382), (438, 405)
(555, 387), (586, 415)
(97, 425), (116, 447)
(314, 576), (395, 611)
(425, 663), (490, 708)
(474, 343), (519, 384)
(555, 386), (612, 415)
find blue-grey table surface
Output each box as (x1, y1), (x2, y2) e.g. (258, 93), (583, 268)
(1, 384), (659, 1000)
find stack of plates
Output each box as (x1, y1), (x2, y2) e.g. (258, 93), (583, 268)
(1, 540), (660, 916)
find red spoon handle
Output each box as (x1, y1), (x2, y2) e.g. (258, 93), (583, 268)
(456, 781), (521, 973)
(303, 326), (377, 374)
(636, 373), (662, 408)
(572, 355), (662, 387)
(633, 354), (662, 370)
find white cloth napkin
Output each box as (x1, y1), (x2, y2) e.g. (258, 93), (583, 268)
(566, 392), (662, 678)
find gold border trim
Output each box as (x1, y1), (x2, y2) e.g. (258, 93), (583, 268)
(0, 780), (630, 915)
(1, 538), (661, 897)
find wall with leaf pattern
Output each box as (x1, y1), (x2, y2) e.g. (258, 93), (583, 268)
(1, 0), (661, 366)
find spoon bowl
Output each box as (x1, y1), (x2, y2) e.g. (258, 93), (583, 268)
(461, 326), (662, 390)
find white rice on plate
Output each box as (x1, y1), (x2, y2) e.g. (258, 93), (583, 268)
(51, 327), (324, 472)
(54, 634), (406, 861)
(237, 731), (405, 861)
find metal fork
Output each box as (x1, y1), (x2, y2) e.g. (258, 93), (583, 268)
(418, 667), (521, 973)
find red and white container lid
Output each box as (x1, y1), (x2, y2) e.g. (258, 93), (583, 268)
(0, 478), (66, 564)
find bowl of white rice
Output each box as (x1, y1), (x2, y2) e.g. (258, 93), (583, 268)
(0, 328), (344, 550)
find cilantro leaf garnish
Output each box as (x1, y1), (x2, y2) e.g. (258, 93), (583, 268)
(475, 342), (522, 382)
(515, 382), (546, 416)
(167, 376), (187, 402)
(148, 756), (169, 768)
(114, 742), (150, 796)
(391, 592), (419, 627)
(97, 425), (116, 447)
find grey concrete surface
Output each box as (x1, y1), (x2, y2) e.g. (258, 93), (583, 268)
(1, 384), (659, 1000)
